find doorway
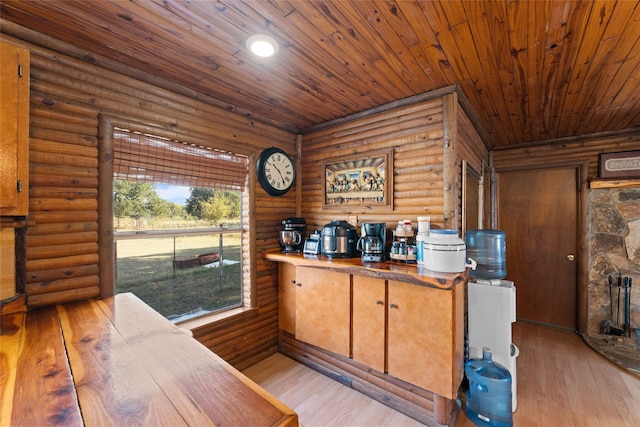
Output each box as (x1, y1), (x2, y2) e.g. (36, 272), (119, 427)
(463, 161), (482, 234)
(497, 166), (579, 330)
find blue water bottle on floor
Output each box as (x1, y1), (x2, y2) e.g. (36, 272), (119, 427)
(465, 347), (513, 427)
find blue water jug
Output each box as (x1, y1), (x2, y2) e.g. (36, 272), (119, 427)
(465, 348), (513, 427)
(465, 229), (507, 280)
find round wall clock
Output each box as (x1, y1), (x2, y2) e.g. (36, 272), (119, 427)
(256, 147), (295, 196)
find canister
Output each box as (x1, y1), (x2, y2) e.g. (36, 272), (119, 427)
(417, 216), (431, 233)
(423, 229), (473, 273)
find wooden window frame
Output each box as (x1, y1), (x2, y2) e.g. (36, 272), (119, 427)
(98, 115), (255, 314)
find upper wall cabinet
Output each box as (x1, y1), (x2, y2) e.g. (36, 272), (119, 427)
(1, 41), (30, 216)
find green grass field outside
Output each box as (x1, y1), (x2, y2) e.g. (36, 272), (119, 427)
(115, 232), (242, 321)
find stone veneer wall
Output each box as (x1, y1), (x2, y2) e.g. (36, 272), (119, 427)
(589, 186), (640, 337)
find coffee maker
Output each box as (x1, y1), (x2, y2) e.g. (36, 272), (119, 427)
(357, 223), (386, 262)
(279, 218), (306, 252)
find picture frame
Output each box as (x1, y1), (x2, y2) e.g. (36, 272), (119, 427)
(322, 149), (393, 210)
(599, 150), (640, 178)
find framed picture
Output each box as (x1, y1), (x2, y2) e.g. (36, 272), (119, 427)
(599, 150), (640, 178)
(322, 149), (393, 210)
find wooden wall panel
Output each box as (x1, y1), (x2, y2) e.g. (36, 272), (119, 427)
(456, 106), (489, 175)
(301, 98), (449, 231)
(492, 132), (640, 177)
(300, 94), (489, 234)
(1, 25), (297, 369)
(456, 104), (490, 230)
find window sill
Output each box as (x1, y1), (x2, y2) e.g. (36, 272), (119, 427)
(176, 305), (256, 331)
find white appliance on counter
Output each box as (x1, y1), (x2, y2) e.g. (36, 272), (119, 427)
(468, 279), (518, 411)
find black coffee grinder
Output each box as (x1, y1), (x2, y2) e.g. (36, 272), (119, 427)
(279, 218), (306, 252)
(357, 223), (386, 262)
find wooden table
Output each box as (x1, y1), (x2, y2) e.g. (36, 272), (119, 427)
(0, 293), (298, 426)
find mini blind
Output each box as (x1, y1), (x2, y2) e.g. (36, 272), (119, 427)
(113, 128), (248, 191)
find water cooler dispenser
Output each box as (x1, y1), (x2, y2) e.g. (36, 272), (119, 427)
(468, 279), (518, 412)
(466, 229), (518, 412)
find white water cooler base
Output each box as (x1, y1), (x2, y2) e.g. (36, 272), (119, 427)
(468, 279), (518, 411)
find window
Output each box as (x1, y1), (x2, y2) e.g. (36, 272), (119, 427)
(112, 128), (248, 190)
(99, 116), (251, 322)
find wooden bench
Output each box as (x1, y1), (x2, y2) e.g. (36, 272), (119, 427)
(0, 293), (298, 426)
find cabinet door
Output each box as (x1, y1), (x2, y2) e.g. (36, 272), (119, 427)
(278, 262), (297, 334)
(352, 276), (385, 372)
(0, 41), (29, 216)
(0, 228), (16, 300)
(295, 267), (350, 357)
(387, 280), (456, 399)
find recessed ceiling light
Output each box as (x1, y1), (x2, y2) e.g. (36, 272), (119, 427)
(246, 34), (279, 58)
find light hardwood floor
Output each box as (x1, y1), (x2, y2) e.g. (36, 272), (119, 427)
(243, 322), (640, 426)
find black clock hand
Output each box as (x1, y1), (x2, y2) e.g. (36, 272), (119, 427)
(269, 161), (286, 184)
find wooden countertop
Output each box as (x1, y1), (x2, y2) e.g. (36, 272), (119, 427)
(264, 250), (468, 290)
(0, 293), (298, 426)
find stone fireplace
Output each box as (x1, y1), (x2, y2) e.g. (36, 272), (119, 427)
(587, 185), (640, 372)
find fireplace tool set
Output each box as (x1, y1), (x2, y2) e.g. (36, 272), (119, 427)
(602, 274), (633, 337)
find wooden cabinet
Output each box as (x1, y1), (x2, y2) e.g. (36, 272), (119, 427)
(1, 227), (16, 300)
(273, 258), (465, 398)
(1, 41), (29, 302)
(295, 267), (350, 357)
(268, 252), (467, 424)
(352, 275), (386, 371)
(0, 41), (30, 216)
(352, 278), (464, 399)
(387, 280), (463, 399)
(278, 262), (297, 334)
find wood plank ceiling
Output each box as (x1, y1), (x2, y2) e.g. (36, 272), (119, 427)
(1, 0), (639, 149)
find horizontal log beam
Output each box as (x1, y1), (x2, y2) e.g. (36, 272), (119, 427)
(26, 264), (99, 284)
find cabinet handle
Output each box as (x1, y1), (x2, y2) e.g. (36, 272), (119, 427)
(17, 180), (23, 193)
(290, 280), (296, 285)
(376, 300), (383, 305)
(390, 303), (397, 309)
(296, 282), (301, 287)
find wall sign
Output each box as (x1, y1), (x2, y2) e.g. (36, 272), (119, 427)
(322, 149), (393, 210)
(599, 150), (640, 178)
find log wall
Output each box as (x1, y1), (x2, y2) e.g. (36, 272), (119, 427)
(492, 132), (640, 178)
(1, 23), (297, 369)
(300, 91), (489, 234)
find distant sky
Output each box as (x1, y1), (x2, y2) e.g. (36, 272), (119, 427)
(155, 184), (190, 205)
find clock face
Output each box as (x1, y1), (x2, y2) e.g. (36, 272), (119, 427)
(257, 147), (295, 196)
